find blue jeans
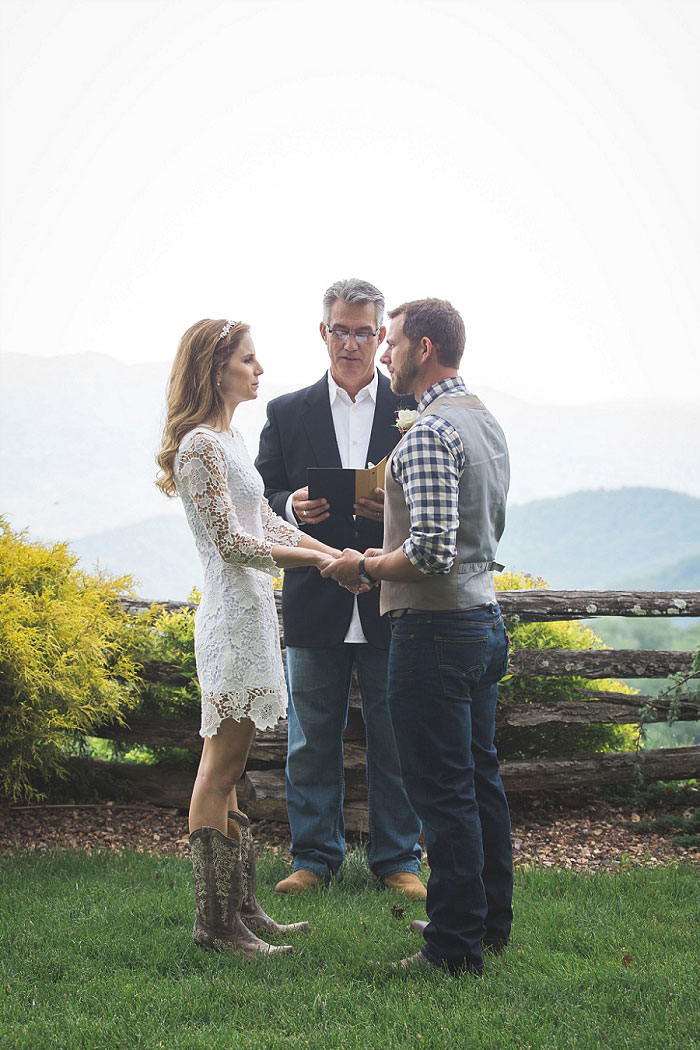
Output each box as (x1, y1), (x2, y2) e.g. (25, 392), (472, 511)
(387, 605), (513, 973)
(285, 643), (422, 879)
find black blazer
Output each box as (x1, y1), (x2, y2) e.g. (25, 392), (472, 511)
(255, 371), (408, 648)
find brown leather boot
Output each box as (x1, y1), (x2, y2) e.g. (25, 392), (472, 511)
(228, 810), (310, 936)
(189, 825), (294, 958)
(381, 872), (427, 900)
(274, 869), (322, 894)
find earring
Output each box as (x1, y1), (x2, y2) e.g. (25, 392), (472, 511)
(216, 380), (221, 387)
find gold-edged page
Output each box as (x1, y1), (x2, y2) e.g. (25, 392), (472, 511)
(354, 457), (387, 501)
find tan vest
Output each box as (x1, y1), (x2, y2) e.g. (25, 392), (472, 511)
(380, 392), (509, 615)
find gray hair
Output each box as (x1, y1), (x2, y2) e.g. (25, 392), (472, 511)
(322, 278), (385, 327)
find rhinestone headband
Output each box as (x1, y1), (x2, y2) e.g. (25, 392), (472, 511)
(218, 320), (238, 341)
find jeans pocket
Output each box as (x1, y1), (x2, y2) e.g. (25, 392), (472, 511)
(435, 636), (488, 699)
(482, 633), (510, 686)
(390, 623), (416, 642)
(497, 639), (511, 680)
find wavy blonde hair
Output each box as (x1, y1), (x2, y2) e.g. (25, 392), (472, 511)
(156, 318), (250, 497)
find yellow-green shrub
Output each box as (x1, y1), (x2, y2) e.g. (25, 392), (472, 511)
(0, 518), (143, 801)
(135, 596), (200, 722)
(495, 571), (638, 758)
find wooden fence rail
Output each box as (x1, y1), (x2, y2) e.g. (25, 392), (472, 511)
(121, 588), (700, 625)
(100, 589), (700, 821)
(139, 647), (694, 685)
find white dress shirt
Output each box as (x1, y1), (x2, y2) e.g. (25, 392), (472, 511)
(284, 369), (378, 644)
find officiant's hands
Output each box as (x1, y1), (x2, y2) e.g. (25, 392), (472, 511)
(354, 486), (385, 522)
(292, 486), (330, 525)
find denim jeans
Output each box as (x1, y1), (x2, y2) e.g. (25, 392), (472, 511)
(387, 604), (513, 973)
(285, 643), (422, 879)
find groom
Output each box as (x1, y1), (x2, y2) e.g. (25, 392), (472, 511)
(323, 297), (512, 974)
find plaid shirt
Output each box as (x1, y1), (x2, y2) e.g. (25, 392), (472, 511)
(391, 376), (468, 575)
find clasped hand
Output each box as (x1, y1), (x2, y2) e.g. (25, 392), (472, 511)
(319, 547), (381, 594)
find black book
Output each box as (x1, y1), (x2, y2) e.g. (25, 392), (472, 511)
(307, 458), (387, 519)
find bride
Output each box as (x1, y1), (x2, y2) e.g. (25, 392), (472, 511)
(157, 318), (339, 957)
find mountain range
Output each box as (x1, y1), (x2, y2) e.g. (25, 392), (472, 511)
(1, 353), (699, 600)
(2, 352), (699, 543)
(496, 488), (700, 590)
(66, 487), (700, 601)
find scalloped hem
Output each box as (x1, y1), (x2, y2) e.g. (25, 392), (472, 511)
(199, 692), (287, 738)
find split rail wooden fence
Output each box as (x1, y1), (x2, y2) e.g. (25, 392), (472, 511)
(92, 589), (700, 829)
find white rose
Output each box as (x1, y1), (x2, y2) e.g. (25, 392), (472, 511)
(395, 409), (420, 433)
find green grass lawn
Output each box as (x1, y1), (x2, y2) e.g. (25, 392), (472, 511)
(1, 849), (698, 1050)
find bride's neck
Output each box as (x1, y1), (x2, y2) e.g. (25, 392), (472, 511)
(207, 404), (236, 432)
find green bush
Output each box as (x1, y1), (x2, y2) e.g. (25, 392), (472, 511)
(495, 571), (638, 759)
(133, 596), (200, 723)
(0, 519), (143, 801)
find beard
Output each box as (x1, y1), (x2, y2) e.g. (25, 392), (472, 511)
(390, 345), (421, 396)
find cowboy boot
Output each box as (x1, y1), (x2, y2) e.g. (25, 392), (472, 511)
(228, 810), (310, 936)
(189, 824), (294, 958)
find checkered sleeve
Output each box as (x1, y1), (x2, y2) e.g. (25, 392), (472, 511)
(392, 416), (465, 574)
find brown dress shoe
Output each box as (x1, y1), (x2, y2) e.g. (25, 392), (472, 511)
(410, 918), (508, 955)
(409, 919), (428, 934)
(392, 950), (438, 972)
(381, 872), (427, 900)
(274, 869), (322, 894)
(393, 949), (483, 977)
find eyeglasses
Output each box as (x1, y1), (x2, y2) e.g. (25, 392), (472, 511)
(327, 327), (380, 345)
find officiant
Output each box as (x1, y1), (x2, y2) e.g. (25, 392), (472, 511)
(255, 277), (423, 897)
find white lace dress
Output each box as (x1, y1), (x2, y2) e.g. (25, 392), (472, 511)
(174, 426), (303, 737)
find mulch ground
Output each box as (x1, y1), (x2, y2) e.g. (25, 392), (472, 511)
(2, 793), (698, 871)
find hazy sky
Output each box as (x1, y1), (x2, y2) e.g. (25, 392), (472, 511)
(1, 0), (698, 405)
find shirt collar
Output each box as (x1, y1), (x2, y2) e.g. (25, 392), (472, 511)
(417, 375), (469, 415)
(327, 368), (378, 406)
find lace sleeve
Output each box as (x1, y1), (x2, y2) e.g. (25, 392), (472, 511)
(178, 432), (279, 574)
(261, 497), (304, 548)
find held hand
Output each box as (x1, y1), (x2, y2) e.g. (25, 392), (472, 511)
(354, 486), (385, 522)
(320, 548), (363, 589)
(292, 486), (329, 526)
(314, 552), (339, 574)
(363, 548), (383, 559)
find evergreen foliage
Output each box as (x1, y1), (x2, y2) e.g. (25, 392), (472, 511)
(0, 518), (144, 801)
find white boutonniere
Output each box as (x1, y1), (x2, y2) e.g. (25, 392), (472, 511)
(395, 409), (419, 435)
